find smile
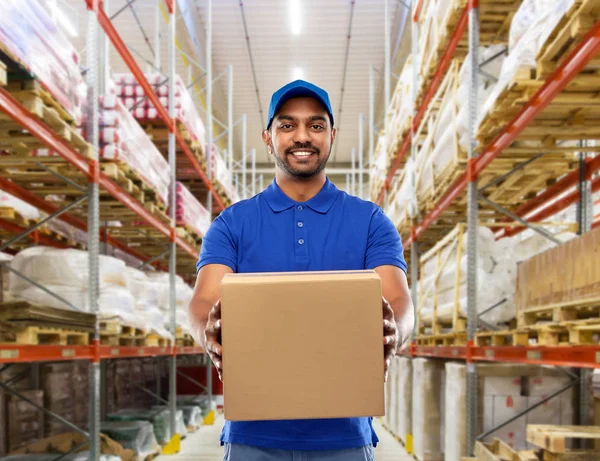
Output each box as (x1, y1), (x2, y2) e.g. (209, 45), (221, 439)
(289, 151), (315, 157)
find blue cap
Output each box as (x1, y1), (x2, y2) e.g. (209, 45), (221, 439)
(266, 80), (334, 129)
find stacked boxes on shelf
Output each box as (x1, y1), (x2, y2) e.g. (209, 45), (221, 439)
(5, 390), (44, 452)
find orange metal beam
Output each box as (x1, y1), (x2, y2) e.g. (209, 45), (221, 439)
(376, 6), (469, 205)
(413, 0), (424, 22)
(0, 344), (204, 363)
(405, 18), (600, 245)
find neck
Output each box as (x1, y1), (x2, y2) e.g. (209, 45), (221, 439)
(275, 170), (327, 202)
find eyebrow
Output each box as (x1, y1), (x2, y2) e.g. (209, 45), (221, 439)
(276, 115), (328, 123)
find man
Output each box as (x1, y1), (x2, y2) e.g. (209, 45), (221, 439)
(188, 80), (414, 461)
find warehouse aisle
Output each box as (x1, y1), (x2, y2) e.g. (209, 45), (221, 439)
(173, 415), (412, 460)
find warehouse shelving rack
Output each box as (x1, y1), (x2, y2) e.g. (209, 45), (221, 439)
(375, 0), (600, 455)
(0, 1), (232, 458)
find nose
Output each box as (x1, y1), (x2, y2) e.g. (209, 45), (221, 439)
(293, 125), (311, 144)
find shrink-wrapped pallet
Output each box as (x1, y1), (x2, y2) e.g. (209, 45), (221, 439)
(412, 358), (444, 461)
(100, 95), (170, 204)
(206, 144), (236, 202)
(107, 408), (177, 445)
(0, 0), (87, 124)
(100, 421), (160, 461)
(481, 0), (577, 125)
(124, 268), (170, 338)
(0, 191), (40, 221)
(173, 182), (211, 237)
(8, 247), (136, 321)
(113, 73), (207, 147)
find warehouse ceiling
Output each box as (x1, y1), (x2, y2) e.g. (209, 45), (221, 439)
(64, 0), (410, 174)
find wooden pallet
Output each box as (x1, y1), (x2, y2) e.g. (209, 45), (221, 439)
(536, 0), (600, 78)
(527, 425), (600, 454)
(475, 329), (534, 347)
(0, 324), (89, 345)
(146, 334), (172, 347)
(101, 161), (167, 211)
(518, 298), (600, 327)
(0, 80), (91, 158)
(415, 331), (467, 346)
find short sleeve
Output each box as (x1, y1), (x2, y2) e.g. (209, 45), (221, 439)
(196, 212), (238, 273)
(365, 207), (407, 273)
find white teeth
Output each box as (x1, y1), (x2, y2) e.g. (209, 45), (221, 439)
(292, 151), (313, 157)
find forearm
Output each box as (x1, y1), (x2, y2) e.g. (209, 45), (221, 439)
(187, 297), (213, 348)
(390, 296), (415, 346)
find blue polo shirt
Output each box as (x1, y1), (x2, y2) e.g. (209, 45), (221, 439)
(197, 177), (407, 451)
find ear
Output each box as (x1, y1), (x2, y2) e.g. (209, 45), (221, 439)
(262, 129), (272, 153)
(331, 127), (337, 145)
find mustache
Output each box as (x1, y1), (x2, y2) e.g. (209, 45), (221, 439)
(285, 143), (320, 155)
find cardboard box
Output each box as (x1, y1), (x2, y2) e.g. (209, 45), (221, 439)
(221, 270), (384, 421)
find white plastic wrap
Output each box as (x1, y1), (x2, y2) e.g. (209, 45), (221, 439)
(419, 227), (518, 326)
(173, 182), (211, 237)
(0, 191), (40, 220)
(100, 95), (170, 204)
(396, 356), (412, 444)
(482, 0), (576, 124)
(9, 247), (127, 293)
(0, 0), (87, 124)
(100, 421), (160, 461)
(207, 144), (235, 201)
(412, 358), (444, 461)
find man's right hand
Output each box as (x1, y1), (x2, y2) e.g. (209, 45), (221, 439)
(204, 299), (223, 381)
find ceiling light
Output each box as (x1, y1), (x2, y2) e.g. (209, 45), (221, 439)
(292, 67), (304, 81)
(47, 0), (79, 37)
(289, 0), (302, 36)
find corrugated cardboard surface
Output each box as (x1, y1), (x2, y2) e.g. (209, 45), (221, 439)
(221, 271), (384, 421)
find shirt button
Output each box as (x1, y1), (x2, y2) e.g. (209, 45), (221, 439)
(297, 205), (303, 211)
(297, 222), (304, 228)
(298, 239), (305, 245)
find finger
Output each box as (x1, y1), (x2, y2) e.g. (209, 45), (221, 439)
(381, 299), (395, 320)
(206, 340), (223, 357)
(383, 319), (396, 334)
(384, 357), (391, 372)
(214, 319), (222, 331)
(384, 335), (396, 346)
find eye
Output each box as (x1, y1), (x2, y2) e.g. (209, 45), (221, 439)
(280, 124), (293, 129)
(312, 125), (324, 130)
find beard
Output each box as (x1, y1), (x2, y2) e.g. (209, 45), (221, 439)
(271, 141), (330, 180)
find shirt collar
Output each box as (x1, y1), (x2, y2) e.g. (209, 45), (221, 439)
(263, 178), (339, 214)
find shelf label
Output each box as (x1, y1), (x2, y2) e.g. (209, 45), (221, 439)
(596, 352), (600, 364)
(0, 350), (18, 359)
(160, 348), (166, 354)
(452, 349), (460, 357)
(485, 350), (495, 359)
(111, 349), (120, 356)
(527, 351), (542, 361)
(138, 348), (145, 355)
(62, 349), (75, 357)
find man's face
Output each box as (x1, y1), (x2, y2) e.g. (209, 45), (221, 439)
(262, 97), (336, 180)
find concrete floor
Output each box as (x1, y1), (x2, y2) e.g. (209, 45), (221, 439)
(173, 415), (413, 461)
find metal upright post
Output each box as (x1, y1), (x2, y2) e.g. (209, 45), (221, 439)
(466, 1), (480, 456)
(351, 148), (357, 196)
(242, 114), (247, 199)
(154, 0), (161, 71)
(228, 65), (234, 172)
(86, 4), (101, 460)
(260, 174), (264, 192)
(251, 148), (256, 196)
(383, 0), (390, 164)
(410, 1), (419, 339)
(100, 0), (110, 93)
(167, 0), (179, 444)
(369, 65), (375, 195)
(577, 144), (593, 434)
(206, 0), (213, 410)
(346, 173), (350, 193)
(359, 113), (364, 199)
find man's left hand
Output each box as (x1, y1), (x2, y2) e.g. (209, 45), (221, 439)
(382, 297), (400, 380)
